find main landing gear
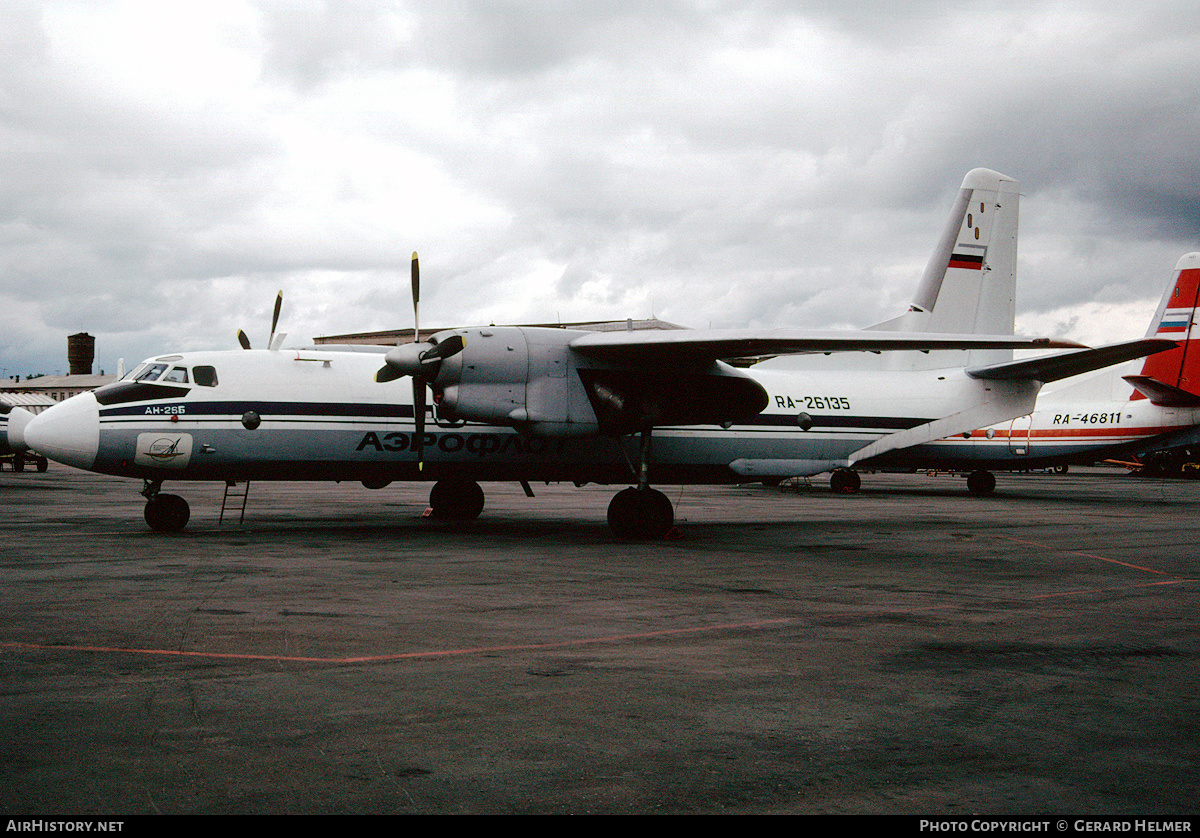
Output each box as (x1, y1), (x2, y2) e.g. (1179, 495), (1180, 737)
(428, 478), (486, 520)
(606, 426), (675, 539)
(966, 469), (996, 495)
(427, 473), (673, 538)
(141, 481), (190, 532)
(824, 467), (999, 496)
(829, 467), (861, 494)
(608, 486), (674, 539)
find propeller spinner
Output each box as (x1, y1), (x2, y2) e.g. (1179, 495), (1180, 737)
(375, 253), (465, 468)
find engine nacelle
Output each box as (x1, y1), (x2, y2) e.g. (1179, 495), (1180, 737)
(428, 325), (771, 439)
(432, 326), (601, 437)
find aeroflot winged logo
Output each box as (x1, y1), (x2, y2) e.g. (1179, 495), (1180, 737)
(134, 433), (194, 469)
(149, 438), (184, 460)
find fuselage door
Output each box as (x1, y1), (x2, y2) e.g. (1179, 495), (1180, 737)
(1008, 414), (1032, 456)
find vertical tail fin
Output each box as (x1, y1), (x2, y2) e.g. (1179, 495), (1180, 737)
(1130, 253), (1200, 400)
(875, 168), (1020, 370)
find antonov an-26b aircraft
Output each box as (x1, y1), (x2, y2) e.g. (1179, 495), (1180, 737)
(12, 169), (1171, 537)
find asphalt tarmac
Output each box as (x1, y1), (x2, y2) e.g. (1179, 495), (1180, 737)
(1, 465), (1197, 816)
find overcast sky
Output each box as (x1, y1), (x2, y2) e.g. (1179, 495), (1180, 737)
(2, 0), (1198, 378)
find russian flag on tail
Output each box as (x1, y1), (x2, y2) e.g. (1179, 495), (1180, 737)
(948, 244), (986, 271)
(1156, 308), (1194, 334)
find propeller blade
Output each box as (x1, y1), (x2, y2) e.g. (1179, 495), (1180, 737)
(269, 291), (283, 349)
(413, 379), (426, 470)
(237, 329), (251, 350)
(375, 364), (406, 383)
(411, 252), (420, 346)
(420, 334), (465, 362)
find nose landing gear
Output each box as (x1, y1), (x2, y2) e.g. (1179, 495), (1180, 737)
(141, 481), (190, 532)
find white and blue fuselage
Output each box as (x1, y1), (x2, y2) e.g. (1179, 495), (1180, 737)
(24, 340), (1046, 488)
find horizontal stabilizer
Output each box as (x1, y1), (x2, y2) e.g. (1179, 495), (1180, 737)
(570, 328), (1080, 365)
(1121, 375), (1200, 407)
(966, 339), (1176, 383)
(847, 385), (1041, 466)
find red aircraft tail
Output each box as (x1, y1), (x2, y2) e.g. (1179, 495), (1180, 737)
(1127, 253), (1200, 405)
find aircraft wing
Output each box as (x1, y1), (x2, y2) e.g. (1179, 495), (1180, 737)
(965, 338), (1176, 383)
(569, 328), (1081, 365)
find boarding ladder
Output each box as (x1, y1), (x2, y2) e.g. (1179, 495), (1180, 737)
(219, 480), (251, 526)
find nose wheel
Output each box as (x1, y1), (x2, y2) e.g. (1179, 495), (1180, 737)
(144, 492), (191, 532)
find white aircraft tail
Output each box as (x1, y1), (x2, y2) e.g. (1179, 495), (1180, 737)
(873, 168), (1020, 369)
(758, 168), (1021, 373)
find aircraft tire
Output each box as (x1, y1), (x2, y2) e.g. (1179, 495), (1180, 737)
(36, 457), (48, 472)
(12, 455), (23, 473)
(966, 470), (996, 495)
(429, 479), (485, 521)
(830, 467), (861, 494)
(144, 493), (190, 532)
(607, 487), (674, 539)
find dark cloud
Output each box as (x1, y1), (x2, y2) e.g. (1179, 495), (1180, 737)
(2, 1), (1198, 376)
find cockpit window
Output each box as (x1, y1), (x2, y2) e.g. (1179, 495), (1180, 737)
(135, 363), (169, 382)
(193, 366), (218, 387)
(163, 367), (189, 384)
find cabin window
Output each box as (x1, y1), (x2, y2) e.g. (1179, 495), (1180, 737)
(135, 363), (168, 382)
(193, 366), (218, 387)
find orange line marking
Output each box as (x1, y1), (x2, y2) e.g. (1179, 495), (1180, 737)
(0, 617), (798, 665)
(993, 535), (1168, 575)
(1030, 579), (1195, 600)
(3, 540), (1192, 666)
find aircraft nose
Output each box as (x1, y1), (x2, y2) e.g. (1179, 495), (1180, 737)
(24, 393), (100, 471)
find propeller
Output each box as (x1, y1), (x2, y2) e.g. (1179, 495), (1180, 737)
(269, 290), (283, 349)
(237, 291), (284, 350)
(375, 253), (466, 468)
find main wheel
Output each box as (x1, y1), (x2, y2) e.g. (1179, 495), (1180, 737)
(144, 493), (190, 532)
(607, 487), (674, 539)
(429, 479), (486, 520)
(829, 467), (861, 494)
(966, 470), (996, 495)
